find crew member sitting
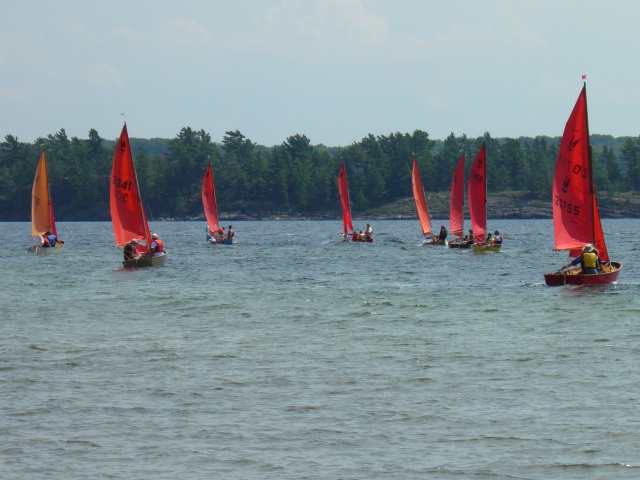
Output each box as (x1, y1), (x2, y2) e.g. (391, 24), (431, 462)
(492, 230), (503, 245)
(42, 230), (58, 247)
(124, 239), (139, 261)
(150, 233), (164, 256)
(564, 244), (601, 274)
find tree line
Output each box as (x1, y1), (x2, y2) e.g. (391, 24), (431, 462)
(1, 127), (640, 221)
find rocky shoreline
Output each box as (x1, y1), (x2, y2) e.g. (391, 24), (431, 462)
(204, 191), (640, 222)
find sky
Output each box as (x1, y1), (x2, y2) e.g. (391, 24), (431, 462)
(1, 0), (639, 147)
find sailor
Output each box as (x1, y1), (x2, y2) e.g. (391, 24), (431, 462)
(565, 244), (601, 274)
(227, 225), (235, 241)
(438, 225), (448, 241)
(492, 230), (503, 245)
(124, 239), (139, 261)
(42, 230), (58, 247)
(150, 233), (164, 256)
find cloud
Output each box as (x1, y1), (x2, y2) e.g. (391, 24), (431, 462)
(85, 63), (125, 89)
(161, 17), (213, 47)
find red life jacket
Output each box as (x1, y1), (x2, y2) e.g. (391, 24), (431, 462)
(153, 238), (164, 253)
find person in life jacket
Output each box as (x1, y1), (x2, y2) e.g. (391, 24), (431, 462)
(492, 230), (503, 245)
(150, 233), (164, 256)
(565, 244), (601, 274)
(227, 225), (235, 241)
(124, 239), (139, 261)
(42, 230), (58, 247)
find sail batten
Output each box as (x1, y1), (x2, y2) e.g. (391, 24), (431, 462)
(412, 157), (432, 236)
(202, 163), (219, 232)
(449, 153), (465, 238)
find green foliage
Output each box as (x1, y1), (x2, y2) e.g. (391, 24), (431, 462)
(1, 127), (639, 221)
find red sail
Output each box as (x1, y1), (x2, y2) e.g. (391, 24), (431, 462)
(412, 157), (432, 236)
(467, 143), (487, 242)
(31, 150), (57, 237)
(551, 86), (595, 251)
(449, 153), (465, 238)
(110, 124), (151, 251)
(593, 196), (609, 263)
(338, 163), (354, 235)
(202, 162), (219, 232)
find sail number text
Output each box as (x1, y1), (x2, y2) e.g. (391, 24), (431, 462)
(112, 176), (132, 203)
(555, 195), (581, 216)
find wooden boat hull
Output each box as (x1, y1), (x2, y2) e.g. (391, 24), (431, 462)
(447, 238), (471, 249)
(27, 243), (65, 254)
(472, 244), (502, 253)
(544, 262), (622, 286)
(122, 251), (168, 268)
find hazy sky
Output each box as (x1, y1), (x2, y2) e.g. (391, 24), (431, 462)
(1, 0), (638, 146)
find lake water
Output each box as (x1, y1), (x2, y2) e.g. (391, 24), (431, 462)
(1, 219), (640, 479)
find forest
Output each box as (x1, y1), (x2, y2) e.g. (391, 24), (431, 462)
(1, 126), (640, 221)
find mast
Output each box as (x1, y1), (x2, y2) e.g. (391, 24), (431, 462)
(128, 123), (151, 248)
(483, 142), (487, 237)
(583, 80), (598, 245)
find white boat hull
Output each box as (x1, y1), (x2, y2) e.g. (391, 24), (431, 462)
(27, 244), (65, 254)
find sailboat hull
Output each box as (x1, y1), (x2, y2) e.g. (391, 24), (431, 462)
(447, 238), (471, 249)
(544, 262), (622, 286)
(208, 239), (233, 245)
(122, 251), (168, 268)
(472, 244), (502, 253)
(27, 244), (65, 254)
(423, 238), (446, 246)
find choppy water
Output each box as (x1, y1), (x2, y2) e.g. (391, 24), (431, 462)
(1, 219), (640, 479)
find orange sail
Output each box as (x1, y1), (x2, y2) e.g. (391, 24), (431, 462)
(338, 163), (354, 235)
(202, 162), (219, 232)
(467, 143), (487, 242)
(551, 85), (596, 252)
(412, 157), (432, 236)
(449, 153), (465, 238)
(31, 150), (57, 237)
(110, 124), (151, 252)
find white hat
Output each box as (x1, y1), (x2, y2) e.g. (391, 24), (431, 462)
(151, 233), (158, 239)
(583, 244), (594, 253)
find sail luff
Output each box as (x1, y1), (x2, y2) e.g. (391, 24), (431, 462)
(449, 153), (465, 238)
(338, 163), (353, 235)
(412, 157), (432, 236)
(202, 162), (219, 232)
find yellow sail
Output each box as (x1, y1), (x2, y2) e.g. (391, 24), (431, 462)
(31, 150), (55, 237)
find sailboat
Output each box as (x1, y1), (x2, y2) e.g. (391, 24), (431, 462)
(412, 156), (441, 245)
(468, 143), (501, 252)
(202, 162), (232, 245)
(338, 162), (372, 242)
(447, 153), (470, 249)
(543, 83), (621, 286)
(27, 149), (64, 253)
(110, 124), (167, 267)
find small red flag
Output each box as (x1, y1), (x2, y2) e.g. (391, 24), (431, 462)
(582, 74), (587, 80)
